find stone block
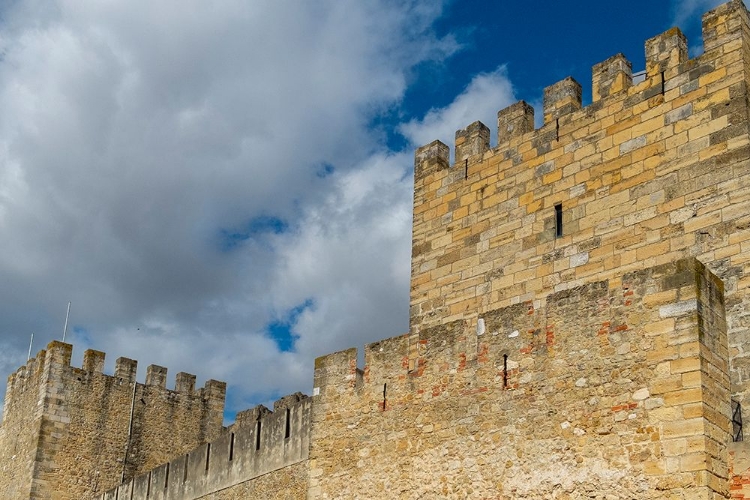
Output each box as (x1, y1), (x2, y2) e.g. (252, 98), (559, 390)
(645, 27), (687, 77)
(497, 101), (535, 144)
(592, 53), (633, 102)
(543, 77), (582, 124)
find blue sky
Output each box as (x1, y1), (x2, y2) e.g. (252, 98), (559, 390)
(0, 0), (730, 420)
(399, 1), (711, 142)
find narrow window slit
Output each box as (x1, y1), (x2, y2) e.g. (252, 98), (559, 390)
(146, 472), (151, 496)
(285, 408), (291, 439)
(164, 463), (169, 489)
(464, 158), (468, 180)
(382, 383), (387, 411)
(555, 118), (560, 141)
(660, 71), (665, 95)
(733, 400), (743, 442)
(205, 443), (210, 472)
(183, 455), (189, 481)
(229, 432), (235, 461)
(255, 420), (262, 451)
(555, 203), (563, 238)
(503, 354), (508, 389)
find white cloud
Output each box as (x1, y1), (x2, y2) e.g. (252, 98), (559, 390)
(398, 66), (516, 155)
(270, 152), (414, 360)
(0, 0), (519, 420)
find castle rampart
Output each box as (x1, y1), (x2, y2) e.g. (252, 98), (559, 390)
(98, 395), (311, 500)
(306, 1), (749, 497)
(0, 342), (226, 499)
(409, 0), (750, 407)
(5, 1), (750, 498)
(310, 258), (731, 498)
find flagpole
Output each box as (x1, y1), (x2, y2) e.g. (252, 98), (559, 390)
(62, 302), (71, 342)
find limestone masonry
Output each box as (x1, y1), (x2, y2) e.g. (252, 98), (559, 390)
(3, 1), (750, 498)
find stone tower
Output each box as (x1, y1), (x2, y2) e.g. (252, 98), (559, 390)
(9, 0), (750, 498)
(0, 341), (226, 499)
(309, 1), (750, 497)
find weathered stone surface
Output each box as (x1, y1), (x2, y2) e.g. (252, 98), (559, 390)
(6, 1), (750, 499)
(309, 259), (730, 499)
(195, 461), (307, 499)
(100, 397), (311, 500)
(0, 342), (226, 500)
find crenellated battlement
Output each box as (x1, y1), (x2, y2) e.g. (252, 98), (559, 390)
(4, 2), (750, 498)
(410, 0), (750, 336)
(592, 54), (633, 103)
(321, 259), (726, 398)
(414, 0), (747, 181)
(309, 258), (732, 497)
(99, 393), (311, 500)
(0, 341), (226, 500)
(3, 342), (223, 420)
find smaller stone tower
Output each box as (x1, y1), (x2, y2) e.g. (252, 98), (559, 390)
(0, 341), (226, 500)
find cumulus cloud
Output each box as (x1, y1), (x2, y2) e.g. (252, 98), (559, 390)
(398, 66), (516, 155)
(0, 0), (520, 419)
(270, 152), (414, 357)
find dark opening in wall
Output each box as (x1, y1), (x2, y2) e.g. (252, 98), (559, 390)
(555, 203), (563, 238)
(285, 408), (291, 439)
(660, 71), (665, 95)
(205, 443), (211, 472)
(164, 463), (169, 489)
(229, 432), (235, 461)
(733, 400), (743, 442)
(255, 421), (262, 451)
(503, 354), (508, 389)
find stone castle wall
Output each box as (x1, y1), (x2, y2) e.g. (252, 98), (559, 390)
(99, 396), (310, 500)
(409, 0), (750, 407)
(0, 346), (47, 499)
(7, 1), (750, 499)
(305, 1), (750, 497)
(0, 342), (226, 499)
(191, 461), (308, 500)
(309, 258), (730, 498)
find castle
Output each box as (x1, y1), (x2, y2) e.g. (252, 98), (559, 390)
(2, 0), (750, 498)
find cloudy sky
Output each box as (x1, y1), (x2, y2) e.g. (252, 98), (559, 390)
(0, 0), (730, 420)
